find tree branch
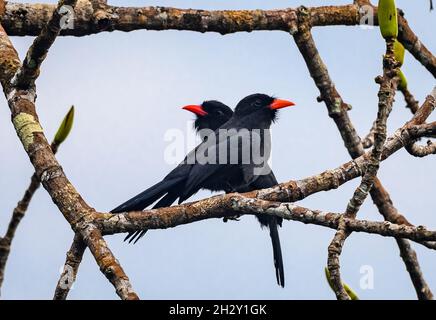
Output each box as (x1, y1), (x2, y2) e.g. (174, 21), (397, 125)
(94, 196), (436, 247)
(397, 238), (433, 300)
(364, 88), (420, 149)
(293, 9), (434, 299)
(0, 174), (39, 294)
(406, 140), (436, 157)
(0, 0), (433, 299)
(400, 87), (420, 114)
(12, 0), (78, 89)
(1, 2), (435, 77)
(0, 14), (138, 299)
(53, 233), (86, 300)
(0, 141), (62, 294)
(328, 39), (398, 299)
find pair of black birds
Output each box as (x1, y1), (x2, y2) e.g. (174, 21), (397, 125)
(111, 94), (295, 288)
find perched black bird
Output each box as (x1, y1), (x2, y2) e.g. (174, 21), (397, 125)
(183, 99), (288, 287)
(111, 94), (294, 287)
(112, 101), (235, 243)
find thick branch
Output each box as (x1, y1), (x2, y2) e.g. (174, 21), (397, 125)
(1, 3), (359, 36)
(1, 2), (435, 76)
(0, 21), (138, 300)
(95, 196), (436, 246)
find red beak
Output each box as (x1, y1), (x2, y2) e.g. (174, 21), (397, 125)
(182, 104), (208, 116)
(270, 99), (295, 110)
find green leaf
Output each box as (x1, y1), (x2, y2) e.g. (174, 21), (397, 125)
(378, 0), (398, 39)
(53, 105), (75, 145)
(324, 267), (359, 300)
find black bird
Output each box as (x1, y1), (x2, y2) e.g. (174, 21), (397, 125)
(111, 94), (294, 287)
(183, 100), (288, 287)
(112, 101), (234, 243)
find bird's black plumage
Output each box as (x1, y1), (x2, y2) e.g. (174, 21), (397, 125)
(193, 100), (234, 133)
(111, 101), (237, 241)
(111, 94), (294, 287)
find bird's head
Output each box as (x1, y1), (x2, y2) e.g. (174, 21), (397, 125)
(183, 100), (233, 132)
(234, 94), (295, 127)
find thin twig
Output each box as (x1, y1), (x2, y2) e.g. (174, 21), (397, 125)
(0, 142), (58, 294)
(12, 0), (78, 88)
(401, 87), (420, 114)
(362, 120), (377, 149)
(53, 234), (86, 300)
(397, 239), (433, 299)
(406, 140), (436, 157)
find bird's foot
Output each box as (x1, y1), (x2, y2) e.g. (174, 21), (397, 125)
(223, 215), (241, 222)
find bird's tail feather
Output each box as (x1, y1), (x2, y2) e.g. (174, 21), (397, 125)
(112, 177), (185, 243)
(111, 176), (184, 213)
(125, 192), (180, 244)
(269, 218), (285, 288)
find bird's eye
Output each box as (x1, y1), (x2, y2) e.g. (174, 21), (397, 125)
(216, 110), (223, 116)
(253, 99), (262, 107)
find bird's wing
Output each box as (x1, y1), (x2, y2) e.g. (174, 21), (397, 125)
(178, 163), (222, 203)
(245, 163), (277, 187)
(178, 129), (245, 203)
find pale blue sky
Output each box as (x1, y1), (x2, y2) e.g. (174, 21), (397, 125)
(0, 0), (434, 299)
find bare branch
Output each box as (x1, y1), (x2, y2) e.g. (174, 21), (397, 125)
(0, 20), (138, 300)
(401, 87), (420, 114)
(397, 239), (434, 300)
(362, 120), (377, 149)
(12, 0), (78, 88)
(293, 10), (361, 158)
(53, 234), (86, 300)
(363, 86), (419, 149)
(0, 138), (66, 294)
(0, 173), (39, 294)
(328, 65), (397, 299)
(2, 2), (435, 76)
(406, 140), (436, 157)
(95, 196), (436, 247)
(293, 8), (434, 299)
(0, 0), (434, 300)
